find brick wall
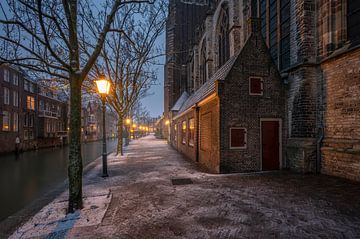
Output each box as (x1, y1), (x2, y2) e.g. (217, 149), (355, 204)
(219, 33), (286, 173)
(321, 47), (360, 181)
(199, 97), (220, 173)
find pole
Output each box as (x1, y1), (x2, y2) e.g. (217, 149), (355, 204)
(101, 96), (108, 177)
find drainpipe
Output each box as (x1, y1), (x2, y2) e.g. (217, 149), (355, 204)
(316, 115), (324, 174)
(195, 104), (200, 162)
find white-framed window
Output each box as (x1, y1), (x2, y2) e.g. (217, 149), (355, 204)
(181, 120), (187, 144)
(4, 68), (10, 82)
(24, 114), (28, 127)
(29, 115), (34, 127)
(24, 80), (29, 91)
(13, 91), (19, 107)
(230, 127), (247, 149)
(2, 111), (10, 131)
(188, 118), (195, 146)
(27, 96), (35, 110)
(4, 87), (10, 105)
(13, 112), (18, 132)
(249, 77), (263, 95)
(24, 130), (28, 140)
(39, 100), (44, 111)
(29, 130), (34, 139)
(29, 83), (35, 93)
(13, 74), (19, 86)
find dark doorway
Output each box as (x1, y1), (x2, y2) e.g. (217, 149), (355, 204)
(261, 120), (280, 170)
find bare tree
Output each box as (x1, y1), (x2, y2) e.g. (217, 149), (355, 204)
(0, 0), (154, 212)
(90, 2), (166, 155)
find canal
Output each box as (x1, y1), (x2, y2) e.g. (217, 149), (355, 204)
(0, 139), (118, 222)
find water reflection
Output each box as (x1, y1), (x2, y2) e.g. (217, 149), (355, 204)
(0, 139), (117, 221)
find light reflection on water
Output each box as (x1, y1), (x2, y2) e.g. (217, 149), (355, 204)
(0, 139), (117, 221)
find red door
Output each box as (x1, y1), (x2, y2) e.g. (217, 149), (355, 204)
(261, 121), (280, 170)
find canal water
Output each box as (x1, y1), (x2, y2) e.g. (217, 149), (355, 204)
(0, 139), (118, 222)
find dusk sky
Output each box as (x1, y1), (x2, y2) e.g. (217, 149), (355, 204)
(140, 32), (165, 118)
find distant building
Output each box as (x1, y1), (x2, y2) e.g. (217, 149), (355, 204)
(37, 85), (68, 147)
(0, 64), (68, 154)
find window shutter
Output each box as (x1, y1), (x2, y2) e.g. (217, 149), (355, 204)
(230, 128), (246, 148)
(250, 77), (263, 95)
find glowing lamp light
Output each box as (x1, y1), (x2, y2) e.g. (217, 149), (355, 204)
(165, 120), (170, 125)
(126, 118), (131, 125)
(95, 76), (111, 95)
(132, 124), (137, 128)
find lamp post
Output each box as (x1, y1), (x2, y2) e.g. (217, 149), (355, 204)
(95, 75), (111, 178)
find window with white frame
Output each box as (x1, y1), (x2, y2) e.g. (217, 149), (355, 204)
(13, 112), (18, 132)
(29, 83), (35, 93)
(249, 77), (263, 95)
(188, 118), (195, 146)
(181, 121), (187, 144)
(13, 74), (19, 86)
(13, 91), (18, 107)
(4, 69), (9, 82)
(24, 80), (29, 91)
(4, 88), (10, 105)
(2, 111), (10, 131)
(230, 127), (247, 149)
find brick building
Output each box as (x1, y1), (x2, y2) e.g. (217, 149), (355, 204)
(37, 85), (68, 147)
(164, 0), (360, 181)
(0, 65), (68, 154)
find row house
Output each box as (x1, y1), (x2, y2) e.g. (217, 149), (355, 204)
(165, 0), (360, 181)
(81, 100), (117, 142)
(0, 64), (67, 154)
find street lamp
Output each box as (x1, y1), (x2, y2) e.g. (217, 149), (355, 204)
(95, 75), (111, 178)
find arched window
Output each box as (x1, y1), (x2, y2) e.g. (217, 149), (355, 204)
(200, 42), (207, 85)
(218, 4), (230, 67)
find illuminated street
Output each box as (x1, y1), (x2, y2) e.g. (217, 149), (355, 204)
(6, 135), (360, 238)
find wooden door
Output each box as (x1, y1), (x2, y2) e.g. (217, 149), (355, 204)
(261, 121), (280, 170)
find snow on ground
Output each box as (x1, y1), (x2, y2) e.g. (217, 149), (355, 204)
(9, 135), (360, 239)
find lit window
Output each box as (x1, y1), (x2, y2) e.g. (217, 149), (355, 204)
(249, 77), (263, 95)
(181, 121), (187, 144)
(174, 124), (177, 142)
(2, 111), (10, 131)
(13, 112), (18, 132)
(230, 127), (247, 149)
(4, 88), (10, 105)
(4, 69), (9, 82)
(188, 118), (195, 146)
(27, 96), (35, 110)
(13, 91), (18, 107)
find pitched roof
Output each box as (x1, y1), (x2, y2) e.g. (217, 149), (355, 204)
(178, 53), (238, 114)
(171, 91), (189, 111)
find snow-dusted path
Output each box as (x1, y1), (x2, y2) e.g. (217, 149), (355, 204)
(11, 135), (360, 238)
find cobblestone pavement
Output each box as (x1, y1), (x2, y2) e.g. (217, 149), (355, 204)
(61, 135), (360, 239)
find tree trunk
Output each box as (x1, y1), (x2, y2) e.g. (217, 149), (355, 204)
(68, 77), (83, 213)
(116, 117), (123, 156)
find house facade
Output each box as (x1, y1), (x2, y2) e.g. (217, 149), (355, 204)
(164, 0), (360, 181)
(0, 64), (68, 153)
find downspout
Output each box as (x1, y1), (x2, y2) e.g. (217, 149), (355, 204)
(195, 104), (200, 162)
(316, 69), (325, 174)
(316, 122), (324, 174)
